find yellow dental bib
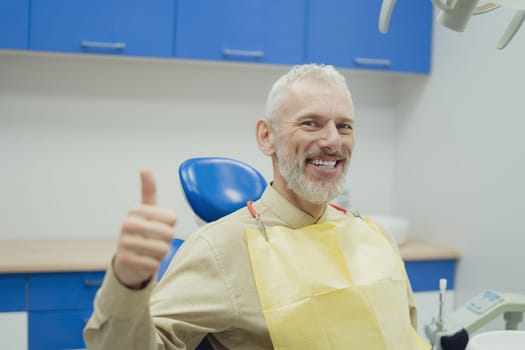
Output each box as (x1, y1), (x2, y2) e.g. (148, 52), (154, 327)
(246, 215), (430, 350)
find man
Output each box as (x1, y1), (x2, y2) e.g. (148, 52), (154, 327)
(84, 64), (427, 349)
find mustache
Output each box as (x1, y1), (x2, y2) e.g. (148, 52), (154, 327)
(303, 150), (349, 160)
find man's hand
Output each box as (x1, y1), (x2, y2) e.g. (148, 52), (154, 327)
(113, 169), (177, 289)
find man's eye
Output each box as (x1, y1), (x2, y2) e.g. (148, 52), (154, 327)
(301, 120), (318, 127)
(337, 123), (353, 131)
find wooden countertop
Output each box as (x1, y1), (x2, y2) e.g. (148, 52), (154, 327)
(0, 238), (462, 273)
(399, 239), (462, 261)
(0, 239), (118, 273)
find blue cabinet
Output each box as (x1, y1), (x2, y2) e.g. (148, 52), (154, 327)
(0, 272), (104, 350)
(175, 0), (305, 65)
(29, 309), (95, 350)
(405, 259), (456, 292)
(3, 0), (433, 72)
(29, 0), (175, 57)
(28, 272), (104, 311)
(0, 0), (29, 49)
(0, 274), (26, 312)
(27, 272), (104, 350)
(306, 0), (432, 74)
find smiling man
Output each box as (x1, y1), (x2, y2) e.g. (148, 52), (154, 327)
(84, 64), (429, 350)
(257, 67), (354, 218)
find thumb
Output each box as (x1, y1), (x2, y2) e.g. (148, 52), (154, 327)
(140, 168), (157, 206)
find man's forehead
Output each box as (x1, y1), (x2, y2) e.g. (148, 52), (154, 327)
(288, 80), (351, 105)
(287, 79), (351, 105)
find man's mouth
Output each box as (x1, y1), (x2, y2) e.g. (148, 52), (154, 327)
(307, 159), (339, 169)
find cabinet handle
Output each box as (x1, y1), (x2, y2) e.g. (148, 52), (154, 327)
(354, 57), (392, 67)
(81, 41), (127, 50)
(84, 279), (103, 287)
(222, 49), (264, 58)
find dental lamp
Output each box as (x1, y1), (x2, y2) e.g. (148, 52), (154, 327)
(379, 0), (525, 49)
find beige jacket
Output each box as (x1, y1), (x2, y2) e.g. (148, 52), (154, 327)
(84, 186), (417, 350)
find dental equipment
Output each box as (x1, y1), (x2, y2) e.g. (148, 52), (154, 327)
(425, 278), (525, 349)
(379, 0), (525, 49)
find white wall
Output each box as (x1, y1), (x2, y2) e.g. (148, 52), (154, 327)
(393, 8), (525, 330)
(0, 51), (398, 240)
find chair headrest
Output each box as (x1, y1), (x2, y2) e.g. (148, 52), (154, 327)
(179, 157), (267, 223)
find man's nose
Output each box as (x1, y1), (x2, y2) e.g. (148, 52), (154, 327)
(318, 121), (342, 152)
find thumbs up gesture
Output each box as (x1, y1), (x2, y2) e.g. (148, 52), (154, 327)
(113, 169), (177, 289)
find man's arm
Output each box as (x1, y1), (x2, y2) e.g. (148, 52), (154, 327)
(84, 264), (162, 350)
(83, 169), (176, 349)
(84, 228), (238, 350)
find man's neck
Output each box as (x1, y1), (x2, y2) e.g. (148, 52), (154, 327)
(270, 182), (327, 220)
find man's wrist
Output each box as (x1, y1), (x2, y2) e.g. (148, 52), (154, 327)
(111, 256), (152, 290)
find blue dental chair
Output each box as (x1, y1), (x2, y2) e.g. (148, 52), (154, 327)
(158, 157), (267, 278)
(157, 157), (267, 349)
(179, 157), (267, 224)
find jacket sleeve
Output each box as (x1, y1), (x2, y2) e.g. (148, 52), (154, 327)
(83, 234), (237, 350)
(83, 264), (162, 350)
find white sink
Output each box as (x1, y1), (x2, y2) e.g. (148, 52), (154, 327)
(466, 330), (525, 350)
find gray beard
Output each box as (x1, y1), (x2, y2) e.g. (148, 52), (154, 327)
(275, 142), (348, 205)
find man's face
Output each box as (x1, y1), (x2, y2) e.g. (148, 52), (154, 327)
(273, 78), (354, 204)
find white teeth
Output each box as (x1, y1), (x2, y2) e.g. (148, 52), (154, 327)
(310, 159), (337, 168)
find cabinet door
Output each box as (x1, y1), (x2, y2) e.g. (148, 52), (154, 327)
(0, 274), (26, 312)
(0, 0), (29, 49)
(176, 0), (305, 65)
(29, 309), (92, 350)
(28, 272), (104, 311)
(30, 0), (175, 57)
(404, 259), (456, 293)
(306, 0), (432, 74)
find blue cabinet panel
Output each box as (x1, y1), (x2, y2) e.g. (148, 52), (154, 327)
(3, 0), (433, 72)
(405, 259), (456, 292)
(0, 274), (27, 312)
(30, 0), (175, 57)
(176, 0), (305, 65)
(306, 0), (432, 73)
(29, 309), (93, 350)
(0, 0), (29, 49)
(28, 271), (104, 311)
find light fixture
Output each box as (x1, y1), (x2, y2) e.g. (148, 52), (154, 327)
(379, 0), (525, 49)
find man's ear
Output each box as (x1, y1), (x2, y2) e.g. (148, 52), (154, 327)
(256, 119), (275, 156)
